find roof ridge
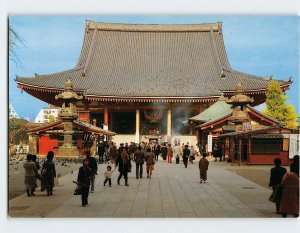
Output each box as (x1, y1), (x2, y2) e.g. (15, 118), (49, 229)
(86, 20), (222, 32)
(16, 68), (82, 80)
(223, 68), (271, 82)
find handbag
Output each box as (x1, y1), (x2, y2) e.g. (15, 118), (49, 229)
(269, 185), (283, 203)
(74, 186), (82, 195)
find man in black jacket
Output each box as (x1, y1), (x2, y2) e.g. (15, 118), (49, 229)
(182, 145), (190, 168)
(154, 142), (160, 161)
(77, 159), (92, 207)
(85, 151), (98, 193)
(161, 143), (167, 161)
(134, 146), (145, 179)
(269, 158), (287, 213)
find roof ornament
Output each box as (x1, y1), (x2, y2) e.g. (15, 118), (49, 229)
(217, 22), (222, 34)
(226, 82), (254, 104)
(220, 70), (226, 79)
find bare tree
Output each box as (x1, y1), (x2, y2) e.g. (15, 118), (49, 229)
(9, 26), (24, 65)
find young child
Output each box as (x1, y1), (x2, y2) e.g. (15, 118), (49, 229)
(199, 152), (209, 183)
(104, 165), (114, 187)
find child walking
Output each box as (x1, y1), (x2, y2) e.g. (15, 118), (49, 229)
(199, 152), (209, 183)
(104, 165), (114, 187)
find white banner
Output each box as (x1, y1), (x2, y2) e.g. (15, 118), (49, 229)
(207, 135), (213, 153)
(289, 134), (300, 159)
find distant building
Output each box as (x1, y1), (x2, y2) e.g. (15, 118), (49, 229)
(34, 107), (60, 123)
(9, 104), (19, 119)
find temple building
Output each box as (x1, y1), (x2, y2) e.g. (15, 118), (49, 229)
(189, 84), (298, 165)
(16, 21), (291, 146)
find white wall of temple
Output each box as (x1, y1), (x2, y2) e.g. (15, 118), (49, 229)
(111, 134), (198, 149)
(170, 135), (198, 149)
(111, 134), (136, 147)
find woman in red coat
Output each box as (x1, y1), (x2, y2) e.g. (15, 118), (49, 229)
(167, 144), (173, 163)
(279, 164), (299, 218)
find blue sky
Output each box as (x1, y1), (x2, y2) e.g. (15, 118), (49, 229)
(9, 16), (299, 120)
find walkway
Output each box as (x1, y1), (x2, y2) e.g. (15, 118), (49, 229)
(9, 158), (278, 218)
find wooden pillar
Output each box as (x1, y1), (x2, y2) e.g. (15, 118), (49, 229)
(238, 137), (242, 166)
(247, 136), (251, 165)
(167, 109), (172, 138)
(104, 105), (109, 125)
(109, 111), (113, 131)
(135, 109), (140, 143)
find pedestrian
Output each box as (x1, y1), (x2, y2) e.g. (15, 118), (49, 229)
(77, 159), (92, 207)
(41, 151), (56, 196)
(173, 143), (181, 164)
(154, 142), (160, 161)
(23, 154), (37, 197)
(134, 146), (145, 179)
(104, 165), (115, 187)
(98, 142), (105, 164)
(182, 145), (190, 168)
(85, 151), (98, 193)
(110, 145), (118, 164)
(31, 154), (41, 193)
(268, 158), (287, 213)
(145, 148), (155, 178)
(279, 161), (299, 218)
(116, 148), (130, 186)
(290, 155), (299, 176)
(167, 144), (173, 163)
(199, 152), (209, 183)
(161, 143), (167, 161)
(189, 145), (195, 164)
(213, 143), (219, 162)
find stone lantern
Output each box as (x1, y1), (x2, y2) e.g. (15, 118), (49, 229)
(55, 79), (83, 157)
(226, 83), (254, 132)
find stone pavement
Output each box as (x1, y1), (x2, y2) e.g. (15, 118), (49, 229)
(9, 158), (278, 218)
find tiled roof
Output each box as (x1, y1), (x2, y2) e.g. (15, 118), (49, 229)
(27, 119), (115, 136)
(16, 21), (291, 100)
(189, 99), (232, 122)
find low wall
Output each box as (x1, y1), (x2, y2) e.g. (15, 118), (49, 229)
(249, 152), (292, 166)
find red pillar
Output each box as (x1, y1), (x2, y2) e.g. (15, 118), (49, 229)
(104, 105), (109, 125)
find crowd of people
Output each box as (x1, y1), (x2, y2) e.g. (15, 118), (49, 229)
(23, 151), (56, 196)
(77, 141), (206, 206)
(22, 140), (299, 216)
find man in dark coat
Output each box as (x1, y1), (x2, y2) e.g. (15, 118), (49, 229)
(85, 151), (98, 193)
(161, 143), (167, 160)
(98, 142), (105, 164)
(77, 159), (92, 207)
(269, 158), (287, 213)
(182, 145), (190, 168)
(134, 146), (145, 179)
(154, 142), (161, 161)
(116, 148), (130, 186)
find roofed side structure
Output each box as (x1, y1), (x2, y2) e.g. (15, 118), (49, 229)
(27, 119), (115, 136)
(16, 21), (291, 103)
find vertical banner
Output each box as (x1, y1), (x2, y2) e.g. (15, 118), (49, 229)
(207, 135), (213, 153)
(289, 134), (300, 159)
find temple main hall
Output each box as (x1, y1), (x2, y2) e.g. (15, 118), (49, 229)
(16, 21), (291, 146)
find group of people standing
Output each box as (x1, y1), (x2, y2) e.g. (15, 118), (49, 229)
(23, 151), (56, 196)
(269, 155), (299, 217)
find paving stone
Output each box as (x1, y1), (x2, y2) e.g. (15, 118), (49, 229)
(9, 158), (280, 218)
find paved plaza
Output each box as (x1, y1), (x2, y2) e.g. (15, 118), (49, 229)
(9, 158), (278, 218)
